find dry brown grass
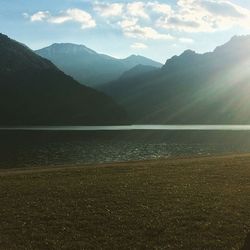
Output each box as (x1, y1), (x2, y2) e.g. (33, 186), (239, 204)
(0, 154), (249, 249)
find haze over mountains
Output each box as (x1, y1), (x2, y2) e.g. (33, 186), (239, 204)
(36, 43), (162, 87)
(0, 33), (127, 125)
(100, 35), (250, 124)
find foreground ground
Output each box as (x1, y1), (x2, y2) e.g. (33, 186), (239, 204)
(0, 154), (249, 249)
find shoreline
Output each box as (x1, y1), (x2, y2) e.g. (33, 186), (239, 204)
(1, 151), (250, 174)
(3, 124), (250, 131)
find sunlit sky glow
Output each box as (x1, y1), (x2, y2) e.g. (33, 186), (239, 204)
(1, 0), (250, 63)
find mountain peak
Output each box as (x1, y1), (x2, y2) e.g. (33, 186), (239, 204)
(0, 33), (128, 125)
(0, 33), (55, 72)
(123, 54), (162, 68)
(214, 34), (250, 54)
(0, 33), (9, 40)
(126, 54), (142, 59)
(230, 34), (250, 42)
(101, 33), (250, 125)
(181, 49), (197, 57)
(163, 49), (199, 70)
(36, 42), (162, 86)
(36, 43), (97, 56)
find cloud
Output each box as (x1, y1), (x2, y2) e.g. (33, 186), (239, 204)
(93, 2), (175, 41)
(130, 42), (148, 49)
(179, 37), (194, 44)
(124, 25), (173, 40)
(149, 2), (172, 15)
(28, 8), (96, 29)
(94, 2), (124, 17)
(30, 11), (50, 22)
(165, 17), (200, 29)
(93, 0), (250, 34)
(127, 2), (149, 19)
(22, 12), (29, 19)
(94, 1), (173, 19)
(157, 0), (250, 32)
(200, 0), (245, 17)
(119, 17), (174, 40)
(27, 1), (250, 38)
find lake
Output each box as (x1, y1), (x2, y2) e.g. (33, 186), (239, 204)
(2, 125), (250, 168)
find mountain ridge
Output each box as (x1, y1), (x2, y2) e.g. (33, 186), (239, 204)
(0, 33), (128, 125)
(100, 35), (250, 124)
(35, 43), (162, 86)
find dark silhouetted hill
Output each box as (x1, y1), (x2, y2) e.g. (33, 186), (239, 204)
(0, 34), (128, 125)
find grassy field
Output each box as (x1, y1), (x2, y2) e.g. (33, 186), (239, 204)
(0, 154), (249, 249)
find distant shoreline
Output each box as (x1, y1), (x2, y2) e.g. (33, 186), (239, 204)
(3, 124), (250, 131)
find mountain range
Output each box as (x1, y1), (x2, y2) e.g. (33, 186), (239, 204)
(2, 33), (250, 125)
(99, 35), (250, 124)
(0, 33), (128, 125)
(36, 44), (162, 87)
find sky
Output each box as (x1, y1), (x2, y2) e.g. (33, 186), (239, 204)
(1, 0), (250, 63)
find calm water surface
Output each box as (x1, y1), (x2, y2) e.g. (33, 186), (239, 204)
(1, 126), (250, 168)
